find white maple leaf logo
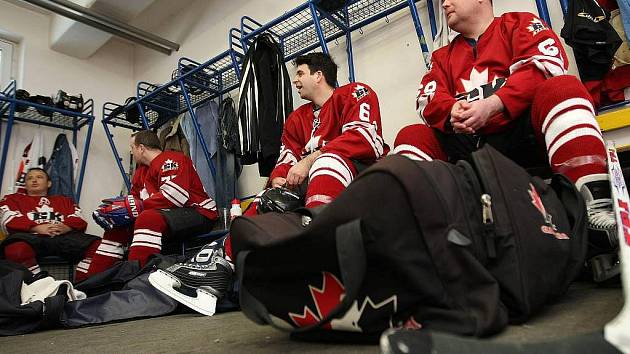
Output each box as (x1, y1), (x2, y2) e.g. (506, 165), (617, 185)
(35, 204), (54, 213)
(460, 67), (491, 93)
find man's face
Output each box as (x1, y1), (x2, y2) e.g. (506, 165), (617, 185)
(129, 136), (143, 163)
(442, 0), (477, 30)
(25, 170), (50, 196)
(293, 64), (319, 100)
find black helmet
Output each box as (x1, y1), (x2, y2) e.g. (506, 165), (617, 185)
(257, 187), (304, 214)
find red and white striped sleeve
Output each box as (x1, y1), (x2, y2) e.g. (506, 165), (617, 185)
(320, 83), (387, 160)
(143, 156), (194, 210)
(495, 12), (569, 120)
(0, 194), (36, 233)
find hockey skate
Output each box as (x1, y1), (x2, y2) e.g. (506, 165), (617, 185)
(148, 244), (233, 316)
(577, 173), (619, 282)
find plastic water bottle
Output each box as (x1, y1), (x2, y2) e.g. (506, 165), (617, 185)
(230, 199), (242, 221)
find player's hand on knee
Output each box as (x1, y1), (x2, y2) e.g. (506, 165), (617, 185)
(287, 161), (310, 187)
(271, 177), (287, 188)
(92, 195), (144, 230)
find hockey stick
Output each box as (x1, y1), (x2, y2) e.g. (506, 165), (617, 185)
(381, 141), (629, 354)
(604, 141), (630, 353)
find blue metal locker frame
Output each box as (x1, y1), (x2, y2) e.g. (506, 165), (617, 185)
(102, 29), (244, 192)
(239, 0), (431, 82)
(0, 80), (95, 202)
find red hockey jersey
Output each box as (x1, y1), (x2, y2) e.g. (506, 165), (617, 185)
(416, 12), (569, 134)
(130, 150), (217, 220)
(270, 82), (389, 180)
(0, 193), (87, 234)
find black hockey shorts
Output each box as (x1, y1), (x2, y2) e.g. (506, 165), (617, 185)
(158, 208), (215, 241)
(0, 231), (99, 263)
(436, 113), (549, 173)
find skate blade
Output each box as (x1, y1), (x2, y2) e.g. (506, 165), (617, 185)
(148, 270), (218, 316)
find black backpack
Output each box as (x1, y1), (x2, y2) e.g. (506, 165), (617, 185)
(231, 145), (586, 342)
(561, 0), (622, 81)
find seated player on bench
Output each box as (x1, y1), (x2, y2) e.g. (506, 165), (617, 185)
(392, 0), (617, 264)
(148, 53), (390, 314)
(85, 130), (217, 278)
(0, 168), (99, 283)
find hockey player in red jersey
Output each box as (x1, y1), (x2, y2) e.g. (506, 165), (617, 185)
(148, 53), (389, 314)
(269, 52), (389, 207)
(393, 0), (616, 258)
(85, 130), (217, 277)
(0, 168), (99, 282)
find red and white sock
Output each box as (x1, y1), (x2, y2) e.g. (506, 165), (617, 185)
(531, 76), (607, 183)
(128, 209), (168, 268)
(392, 124), (448, 162)
(86, 227), (130, 277)
(306, 153), (357, 208)
(74, 239), (99, 283)
(4, 241), (40, 274)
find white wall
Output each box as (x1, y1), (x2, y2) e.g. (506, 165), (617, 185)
(133, 0), (573, 198)
(0, 1), (136, 234)
(0, 0), (574, 233)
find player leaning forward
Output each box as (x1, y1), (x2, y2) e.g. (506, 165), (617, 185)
(87, 130), (217, 277)
(148, 53), (390, 314)
(393, 0), (616, 247)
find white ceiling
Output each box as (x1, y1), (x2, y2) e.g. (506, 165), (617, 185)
(7, 0), (196, 58)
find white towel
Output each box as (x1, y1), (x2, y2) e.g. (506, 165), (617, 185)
(21, 276), (86, 305)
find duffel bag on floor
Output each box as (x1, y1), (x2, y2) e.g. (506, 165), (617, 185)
(231, 145), (586, 342)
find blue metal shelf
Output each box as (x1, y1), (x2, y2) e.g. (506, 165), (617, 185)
(135, 28), (244, 124)
(240, 0), (430, 80)
(102, 29), (244, 193)
(0, 80), (95, 202)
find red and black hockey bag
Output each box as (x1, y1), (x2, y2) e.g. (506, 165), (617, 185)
(231, 145), (587, 342)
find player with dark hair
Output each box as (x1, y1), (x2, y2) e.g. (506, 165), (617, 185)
(393, 0), (616, 252)
(149, 52), (390, 314)
(0, 168), (99, 282)
(269, 52), (388, 207)
(85, 130), (217, 277)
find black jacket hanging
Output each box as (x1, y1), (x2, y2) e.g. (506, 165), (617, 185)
(237, 33), (293, 176)
(561, 0), (622, 81)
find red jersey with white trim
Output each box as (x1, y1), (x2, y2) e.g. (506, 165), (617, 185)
(416, 12), (569, 134)
(0, 193), (87, 234)
(270, 82), (389, 180)
(130, 150), (217, 220)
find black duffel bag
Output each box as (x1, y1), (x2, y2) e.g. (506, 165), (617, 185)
(231, 145), (587, 342)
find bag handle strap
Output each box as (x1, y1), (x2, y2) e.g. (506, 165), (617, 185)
(237, 219), (367, 332)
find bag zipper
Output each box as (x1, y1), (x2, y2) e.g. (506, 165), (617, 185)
(481, 194), (497, 258)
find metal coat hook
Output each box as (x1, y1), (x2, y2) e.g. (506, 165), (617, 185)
(385, 15), (390, 24)
(334, 38), (339, 45)
(359, 27), (364, 35)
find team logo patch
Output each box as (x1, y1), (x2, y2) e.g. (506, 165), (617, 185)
(528, 183), (569, 240)
(30, 203), (63, 224)
(288, 271), (397, 332)
(352, 85), (370, 101)
(527, 18), (548, 35)
(162, 159), (179, 172)
(457, 67), (506, 102)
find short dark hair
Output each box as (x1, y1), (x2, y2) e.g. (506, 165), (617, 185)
(131, 130), (162, 150)
(26, 167), (50, 182)
(294, 53), (338, 87)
